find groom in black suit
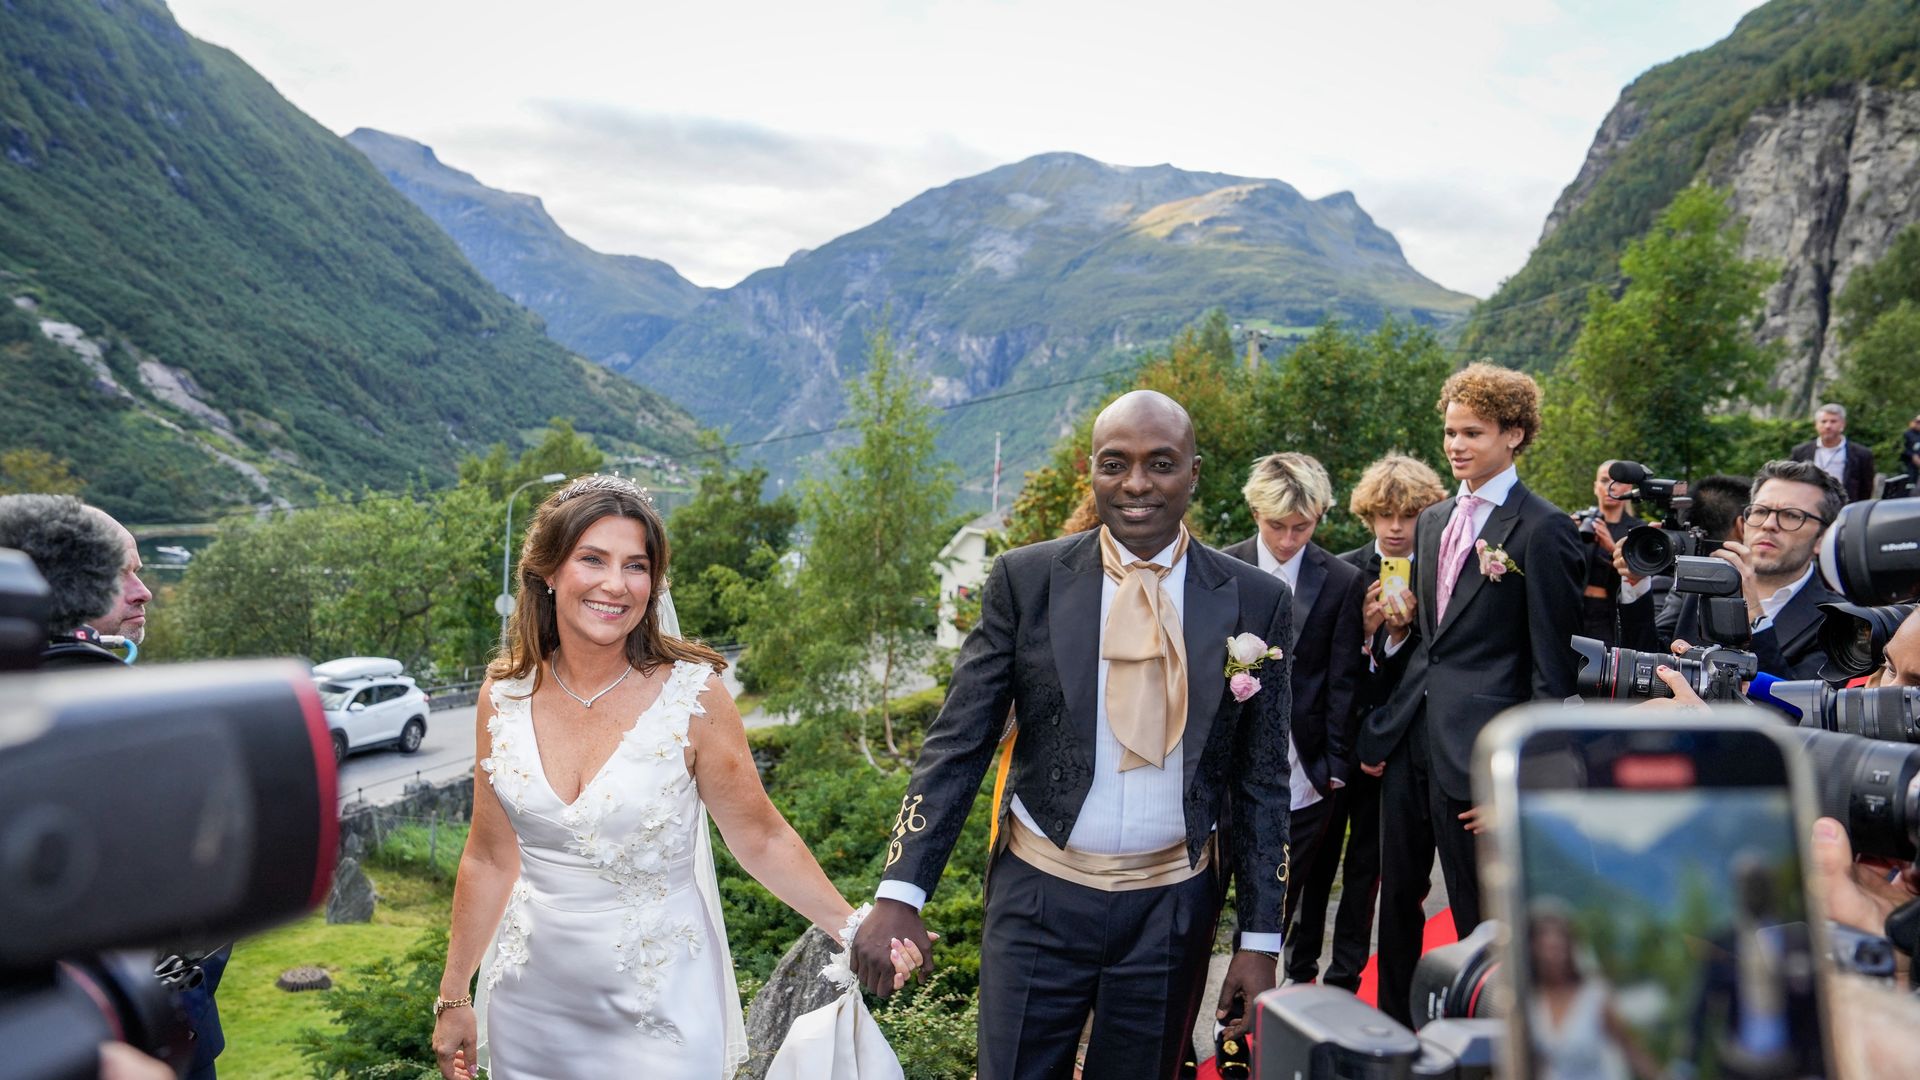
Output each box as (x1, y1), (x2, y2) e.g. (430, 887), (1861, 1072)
(1356, 363), (1582, 1025)
(851, 391), (1295, 1080)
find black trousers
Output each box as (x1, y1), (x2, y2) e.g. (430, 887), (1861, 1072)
(978, 851), (1220, 1080)
(1278, 796), (1334, 981)
(1375, 730), (1435, 1027)
(1286, 772), (1382, 990)
(1431, 783), (1482, 939)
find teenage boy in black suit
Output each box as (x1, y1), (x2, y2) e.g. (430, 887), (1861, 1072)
(1289, 454), (1447, 993)
(1223, 452), (1368, 985)
(1356, 363), (1584, 1025)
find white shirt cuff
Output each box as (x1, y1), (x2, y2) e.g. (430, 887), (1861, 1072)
(1240, 932), (1284, 954)
(1618, 574), (1654, 604)
(1329, 778), (1346, 790)
(875, 880), (928, 910)
(1383, 632), (1408, 658)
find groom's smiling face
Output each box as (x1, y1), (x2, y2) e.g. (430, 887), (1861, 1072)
(1090, 391), (1200, 559)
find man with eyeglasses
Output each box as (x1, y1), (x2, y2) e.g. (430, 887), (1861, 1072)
(1665, 459), (1846, 679)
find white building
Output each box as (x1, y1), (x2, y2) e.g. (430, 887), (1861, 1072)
(935, 508), (1009, 649)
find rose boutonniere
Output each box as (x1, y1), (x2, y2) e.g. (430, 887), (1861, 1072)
(1475, 539), (1523, 582)
(1225, 631), (1282, 702)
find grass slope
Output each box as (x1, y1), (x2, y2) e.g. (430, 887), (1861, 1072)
(0, 0), (698, 521)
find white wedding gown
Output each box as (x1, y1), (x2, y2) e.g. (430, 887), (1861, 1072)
(474, 648), (749, 1078)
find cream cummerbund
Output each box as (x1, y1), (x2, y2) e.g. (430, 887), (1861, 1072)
(1006, 816), (1211, 893)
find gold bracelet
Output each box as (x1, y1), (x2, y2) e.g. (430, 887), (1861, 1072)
(433, 994), (473, 1018)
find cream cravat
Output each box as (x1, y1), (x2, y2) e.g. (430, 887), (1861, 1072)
(1097, 525), (1190, 771)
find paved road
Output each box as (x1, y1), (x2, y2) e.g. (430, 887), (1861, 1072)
(335, 659), (768, 807)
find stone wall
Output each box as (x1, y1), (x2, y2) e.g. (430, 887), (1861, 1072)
(336, 775), (473, 860)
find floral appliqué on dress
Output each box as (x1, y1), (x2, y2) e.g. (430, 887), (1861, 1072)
(480, 662), (713, 1041)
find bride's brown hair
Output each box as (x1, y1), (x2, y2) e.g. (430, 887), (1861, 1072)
(488, 475), (724, 694)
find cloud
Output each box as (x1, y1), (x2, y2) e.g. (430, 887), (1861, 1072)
(426, 105), (998, 286)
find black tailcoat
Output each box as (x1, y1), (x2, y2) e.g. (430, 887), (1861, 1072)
(881, 530), (1296, 934)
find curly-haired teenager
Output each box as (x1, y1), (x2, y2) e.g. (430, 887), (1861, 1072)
(1355, 363), (1583, 1025)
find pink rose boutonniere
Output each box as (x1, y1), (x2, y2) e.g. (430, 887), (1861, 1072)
(1224, 631), (1282, 702)
(1475, 539), (1523, 582)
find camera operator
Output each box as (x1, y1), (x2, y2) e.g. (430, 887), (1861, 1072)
(1612, 474), (1748, 653)
(1576, 461), (1644, 647)
(1621, 462), (1845, 680)
(0, 493), (126, 665)
(0, 494), (229, 1079)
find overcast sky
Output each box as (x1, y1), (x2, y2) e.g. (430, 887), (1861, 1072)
(169, 0), (1762, 297)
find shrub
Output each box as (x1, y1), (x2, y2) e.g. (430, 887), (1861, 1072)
(295, 926), (448, 1077)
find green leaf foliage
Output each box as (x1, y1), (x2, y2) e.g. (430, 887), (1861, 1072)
(1525, 186), (1779, 509)
(1008, 310), (1453, 556)
(665, 464), (797, 643)
(295, 925), (448, 1078)
(1460, 0), (1920, 370)
(0, 0), (697, 522)
(737, 326), (957, 759)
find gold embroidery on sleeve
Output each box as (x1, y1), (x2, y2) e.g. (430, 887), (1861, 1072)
(884, 793), (929, 870)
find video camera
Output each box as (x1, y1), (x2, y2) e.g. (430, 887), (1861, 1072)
(1606, 461), (1726, 578)
(0, 548), (339, 1079)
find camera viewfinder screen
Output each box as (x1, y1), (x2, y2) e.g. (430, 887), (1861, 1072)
(1516, 733), (1828, 1080)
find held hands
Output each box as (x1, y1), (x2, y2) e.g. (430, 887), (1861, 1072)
(1216, 951), (1278, 1040)
(849, 898), (935, 997)
(432, 1004), (476, 1080)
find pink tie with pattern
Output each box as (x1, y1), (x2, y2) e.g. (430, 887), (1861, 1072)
(1433, 493), (1484, 625)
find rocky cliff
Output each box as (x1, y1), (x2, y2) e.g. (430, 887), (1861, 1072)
(1713, 85), (1920, 404)
(1460, 0), (1920, 412)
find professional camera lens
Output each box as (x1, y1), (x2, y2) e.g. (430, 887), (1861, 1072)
(1749, 676), (1920, 744)
(1789, 728), (1920, 861)
(1572, 636), (1723, 700)
(1412, 921), (1504, 1025)
(1817, 601), (1918, 679)
(1820, 499), (1920, 605)
(1619, 525), (1678, 578)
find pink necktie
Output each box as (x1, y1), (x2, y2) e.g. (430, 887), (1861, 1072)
(1434, 494), (1484, 625)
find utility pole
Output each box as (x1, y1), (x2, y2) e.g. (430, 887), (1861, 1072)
(991, 431), (1002, 516)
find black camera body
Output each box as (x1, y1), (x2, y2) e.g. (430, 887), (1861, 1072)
(1573, 555), (1759, 702)
(1573, 506), (1602, 544)
(0, 549), (339, 1079)
(1253, 985), (1499, 1080)
(1606, 460), (1729, 578)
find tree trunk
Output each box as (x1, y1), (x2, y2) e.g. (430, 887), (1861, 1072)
(880, 639), (899, 757)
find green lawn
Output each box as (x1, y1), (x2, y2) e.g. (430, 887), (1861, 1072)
(220, 858), (453, 1079)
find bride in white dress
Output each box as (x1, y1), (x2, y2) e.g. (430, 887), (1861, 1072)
(430, 475), (921, 1079)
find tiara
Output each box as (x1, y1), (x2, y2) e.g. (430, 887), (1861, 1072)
(552, 473), (654, 507)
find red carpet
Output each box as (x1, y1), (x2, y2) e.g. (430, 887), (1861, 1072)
(1195, 907), (1458, 1077)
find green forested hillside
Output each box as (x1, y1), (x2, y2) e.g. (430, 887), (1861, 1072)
(0, 0), (697, 521)
(1461, 0), (1920, 369)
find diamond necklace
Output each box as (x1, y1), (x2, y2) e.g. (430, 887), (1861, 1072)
(550, 660), (633, 709)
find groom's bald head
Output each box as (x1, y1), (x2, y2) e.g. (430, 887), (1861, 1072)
(1089, 391), (1200, 558)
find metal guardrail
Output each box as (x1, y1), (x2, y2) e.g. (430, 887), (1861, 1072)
(424, 680), (482, 710)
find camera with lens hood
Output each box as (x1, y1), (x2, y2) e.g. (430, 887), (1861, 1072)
(1820, 498), (1920, 607)
(0, 548), (339, 1079)
(1572, 554), (1757, 702)
(1605, 461), (1727, 578)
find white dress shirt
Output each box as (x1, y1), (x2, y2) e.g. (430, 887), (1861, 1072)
(878, 538), (1194, 895)
(1813, 438), (1848, 488)
(1751, 564), (1815, 635)
(1256, 540), (1325, 812)
(1384, 464), (1519, 658)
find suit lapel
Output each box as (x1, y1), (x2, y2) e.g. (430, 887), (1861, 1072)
(1418, 498), (1451, 639)
(1435, 484), (1527, 641)
(1290, 545), (1328, 649)
(1771, 578), (1831, 656)
(1181, 544), (1239, 790)
(1049, 531), (1104, 749)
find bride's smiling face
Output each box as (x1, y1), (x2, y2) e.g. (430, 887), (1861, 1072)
(546, 514), (653, 649)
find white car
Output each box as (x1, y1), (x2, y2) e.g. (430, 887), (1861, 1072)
(313, 657), (431, 764)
